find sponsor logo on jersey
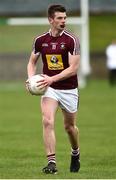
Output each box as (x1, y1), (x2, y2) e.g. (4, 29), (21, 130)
(46, 54), (64, 70)
(42, 43), (48, 47)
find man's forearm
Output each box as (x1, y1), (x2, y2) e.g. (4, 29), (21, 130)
(27, 63), (37, 78)
(27, 52), (39, 78)
(52, 65), (77, 83)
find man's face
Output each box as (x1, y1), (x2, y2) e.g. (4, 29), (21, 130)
(49, 12), (67, 30)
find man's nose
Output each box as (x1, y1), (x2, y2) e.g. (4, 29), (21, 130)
(62, 18), (66, 23)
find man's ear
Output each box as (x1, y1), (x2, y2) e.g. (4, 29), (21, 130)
(48, 17), (53, 24)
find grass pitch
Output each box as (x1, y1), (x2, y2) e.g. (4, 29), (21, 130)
(0, 79), (116, 179)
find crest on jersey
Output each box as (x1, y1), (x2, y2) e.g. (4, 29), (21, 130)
(60, 43), (66, 49)
(46, 54), (64, 70)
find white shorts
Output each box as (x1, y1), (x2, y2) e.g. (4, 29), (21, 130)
(42, 87), (79, 113)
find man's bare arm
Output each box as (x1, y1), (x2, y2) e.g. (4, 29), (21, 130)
(27, 52), (40, 78)
(52, 54), (80, 82)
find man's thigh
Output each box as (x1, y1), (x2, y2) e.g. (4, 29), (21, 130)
(41, 97), (59, 119)
(62, 110), (77, 126)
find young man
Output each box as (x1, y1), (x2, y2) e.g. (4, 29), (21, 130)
(27, 4), (80, 174)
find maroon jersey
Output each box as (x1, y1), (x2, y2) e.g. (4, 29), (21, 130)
(33, 30), (80, 90)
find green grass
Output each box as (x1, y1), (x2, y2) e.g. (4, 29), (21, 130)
(90, 14), (116, 53)
(0, 80), (116, 178)
(0, 14), (116, 53)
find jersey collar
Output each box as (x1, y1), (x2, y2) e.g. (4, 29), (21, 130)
(49, 29), (64, 37)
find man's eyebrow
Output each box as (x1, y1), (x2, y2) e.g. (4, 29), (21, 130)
(57, 15), (67, 18)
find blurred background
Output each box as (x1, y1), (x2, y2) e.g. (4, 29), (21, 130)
(0, 1), (116, 179)
(0, 0), (116, 84)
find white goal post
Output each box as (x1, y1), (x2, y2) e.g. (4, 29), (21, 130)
(7, 0), (91, 87)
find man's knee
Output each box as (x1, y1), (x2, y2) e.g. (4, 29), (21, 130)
(42, 116), (54, 129)
(64, 124), (78, 134)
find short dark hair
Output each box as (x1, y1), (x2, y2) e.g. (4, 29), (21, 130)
(48, 4), (66, 18)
